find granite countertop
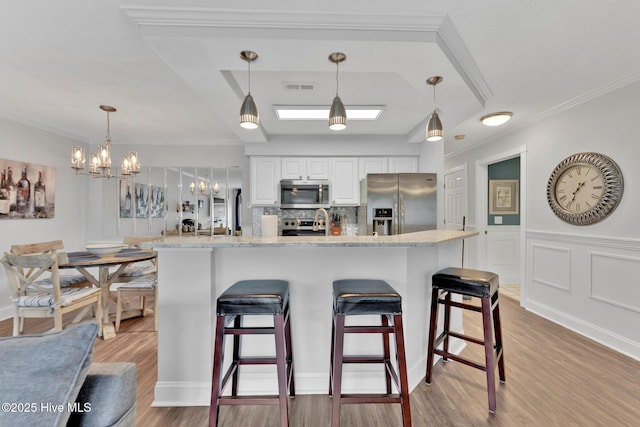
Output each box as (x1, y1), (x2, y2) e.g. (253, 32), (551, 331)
(141, 229), (478, 249)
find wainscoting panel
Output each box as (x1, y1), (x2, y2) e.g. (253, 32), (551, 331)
(531, 244), (571, 292)
(590, 251), (640, 313)
(525, 231), (640, 361)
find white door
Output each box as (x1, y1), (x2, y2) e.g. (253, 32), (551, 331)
(444, 168), (466, 230)
(485, 226), (520, 284)
(476, 150), (524, 286)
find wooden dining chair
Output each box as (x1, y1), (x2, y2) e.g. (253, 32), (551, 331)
(0, 252), (103, 336)
(116, 236), (159, 281)
(10, 240), (91, 290)
(111, 236), (159, 331)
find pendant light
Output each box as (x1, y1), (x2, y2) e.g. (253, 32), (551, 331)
(239, 50), (259, 129)
(426, 76), (443, 141)
(328, 52), (347, 131)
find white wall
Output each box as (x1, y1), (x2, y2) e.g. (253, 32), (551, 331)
(0, 117), (89, 319)
(446, 80), (640, 360)
(0, 118), (251, 320)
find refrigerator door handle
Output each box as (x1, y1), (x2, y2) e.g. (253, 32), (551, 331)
(399, 193), (405, 234)
(393, 194), (398, 234)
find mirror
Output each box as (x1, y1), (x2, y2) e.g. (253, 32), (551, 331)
(112, 166), (242, 238)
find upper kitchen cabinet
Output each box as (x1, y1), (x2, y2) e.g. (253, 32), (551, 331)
(330, 157), (359, 206)
(281, 157), (330, 181)
(388, 157), (418, 173)
(250, 157), (281, 206)
(358, 157), (418, 179)
(359, 157), (388, 180)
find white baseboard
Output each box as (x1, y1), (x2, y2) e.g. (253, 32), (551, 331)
(525, 299), (640, 362)
(152, 340), (468, 406)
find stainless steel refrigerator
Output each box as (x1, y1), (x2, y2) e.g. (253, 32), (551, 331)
(363, 173), (437, 235)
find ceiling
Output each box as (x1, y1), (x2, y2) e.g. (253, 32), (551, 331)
(1, 1), (639, 156)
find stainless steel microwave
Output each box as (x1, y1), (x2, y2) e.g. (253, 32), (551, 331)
(280, 179), (330, 209)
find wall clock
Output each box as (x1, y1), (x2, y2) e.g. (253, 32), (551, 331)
(547, 152), (623, 225)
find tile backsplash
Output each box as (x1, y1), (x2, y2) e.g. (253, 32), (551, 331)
(252, 207), (359, 236)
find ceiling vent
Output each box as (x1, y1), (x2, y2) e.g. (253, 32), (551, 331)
(284, 82), (316, 91)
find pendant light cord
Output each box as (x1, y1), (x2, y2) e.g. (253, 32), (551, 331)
(247, 59), (252, 95)
(432, 84), (437, 111)
(335, 61), (339, 96)
(105, 111), (111, 143)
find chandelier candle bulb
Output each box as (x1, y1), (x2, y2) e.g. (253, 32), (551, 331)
(71, 146), (85, 171)
(90, 154), (100, 174)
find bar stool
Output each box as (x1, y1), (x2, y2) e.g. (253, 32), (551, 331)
(425, 267), (505, 413)
(209, 280), (295, 427)
(329, 279), (412, 427)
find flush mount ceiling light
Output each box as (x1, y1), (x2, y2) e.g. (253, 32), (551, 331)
(426, 76), (443, 141)
(239, 50), (259, 130)
(274, 105), (383, 120)
(328, 52), (347, 131)
(71, 105), (140, 179)
(480, 112), (513, 126)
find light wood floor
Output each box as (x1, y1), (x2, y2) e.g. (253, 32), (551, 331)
(2, 294), (640, 426)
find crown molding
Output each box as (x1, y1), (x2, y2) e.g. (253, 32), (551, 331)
(121, 5), (491, 116)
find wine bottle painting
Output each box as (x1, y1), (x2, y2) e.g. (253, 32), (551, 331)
(119, 181), (165, 219)
(0, 158), (55, 219)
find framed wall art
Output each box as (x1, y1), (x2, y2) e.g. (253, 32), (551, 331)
(489, 179), (519, 215)
(0, 158), (55, 219)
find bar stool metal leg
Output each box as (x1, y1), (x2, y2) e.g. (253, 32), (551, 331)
(393, 313), (412, 427)
(209, 314), (227, 427)
(331, 313), (346, 427)
(274, 312), (289, 427)
(481, 296), (497, 412)
(382, 315), (392, 395)
(425, 288), (439, 384)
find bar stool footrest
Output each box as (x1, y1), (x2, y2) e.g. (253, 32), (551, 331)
(340, 394), (403, 404)
(219, 395), (290, 406)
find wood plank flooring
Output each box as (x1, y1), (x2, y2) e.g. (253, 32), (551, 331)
(2, 294), (640, 426)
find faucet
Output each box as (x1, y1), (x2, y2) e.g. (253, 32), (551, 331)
(313, 208), (330, 236)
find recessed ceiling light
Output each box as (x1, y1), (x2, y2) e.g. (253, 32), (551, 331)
(454, 134), (465, 140)
(480, 112), (513, 126)
(274, 105), (384, 120)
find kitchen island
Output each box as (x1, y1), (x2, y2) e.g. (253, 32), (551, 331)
(142, 229), (477, 406)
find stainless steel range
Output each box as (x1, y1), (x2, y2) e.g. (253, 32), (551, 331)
(281, 218), (327, 236)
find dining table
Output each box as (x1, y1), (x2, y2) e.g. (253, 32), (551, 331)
(59, 248), (157, 339)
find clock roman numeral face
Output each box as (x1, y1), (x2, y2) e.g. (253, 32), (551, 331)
(547, 152), (623, 226)
(554, 165), (604, 214)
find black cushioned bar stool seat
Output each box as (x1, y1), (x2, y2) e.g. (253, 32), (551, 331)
(209, 280), (294, 427)
(425, 267), (505, 413)
(329, 279), (412, 427)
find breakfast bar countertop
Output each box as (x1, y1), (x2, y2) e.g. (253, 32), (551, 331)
(141, 229), (478, 249)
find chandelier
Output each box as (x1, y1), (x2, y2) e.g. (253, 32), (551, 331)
(71, 105), (140, 178)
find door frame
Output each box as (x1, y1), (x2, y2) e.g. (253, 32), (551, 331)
(475, 145), (527, 302)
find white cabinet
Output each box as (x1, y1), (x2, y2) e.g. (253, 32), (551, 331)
(389, 157), (418, 173)
(281, 157), (329, 180)
(358, 157), (388, 180)
(250, 157), (281, 206)
(331, 157), (359, 205)
(359, 157), (418, 179)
